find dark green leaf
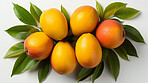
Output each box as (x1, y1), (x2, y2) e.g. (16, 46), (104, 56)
(30, 2), (42, 22)
(122, 39), (138, 57)
(114, 46), (129, 61)
(102, 47), (108, 61)
(92, 62), (104, 83)
(5, 25), (39, 39)
(78, 68), (95, 82)
(103, 2), (127, 20)
(13, 3), (37, 26)
(61, 5), (70, 23)
(108, 50), (120, 81)
(123, 25), (145, 43)
(96, 0), (103, 20)
(4, 42), (24, 58)
(114, 7), (140, 19)
(11, 53), (38, 77)
(111, 18), (124, 24)
(38, 58), (50, 83)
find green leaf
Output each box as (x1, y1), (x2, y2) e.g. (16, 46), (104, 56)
(61, 5), (70, 23)
(13, 3), (37, 26)
(5, 25), (39, 39)
(103, 2), (127, 20)
(114, 46), (129, 61)
(78, 68), (95, 82)
(11, 53), (38, 77)
(108, 50), (120, 81)
(111, 18), (124, 24)
(38, 58), (50, 83)
(114, 7), (140, 19)
(30, 2), (42, 22)
(4, 42), (24, 58)
(102, 47), (108, 61)
(92, 62), (104, 83)
(123, 25), (145, 43)
(122, 39), (138, 57)
(96, 0), (103, 20)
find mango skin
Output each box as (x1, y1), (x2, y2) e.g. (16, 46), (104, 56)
(96, 20), (125, 49)
(75, 33), (102, 68)
(70, 6), (99, 36)
(24, 32), (54, 60)
(51, 41), (77, 75)
(40, 8), (68, 40)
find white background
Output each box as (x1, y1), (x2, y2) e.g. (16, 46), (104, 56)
(0, 0), (148, 83)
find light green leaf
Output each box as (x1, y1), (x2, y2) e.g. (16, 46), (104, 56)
(5, 25), (39, 40)
(122, 39), (138, 57)
(30, 2), (42, 22)
(13, 3), (37, 26)
(38, 58), (50, 83)
(108, 50), (120, 81)
(78, 68), (95, 82)
(96, 0), (103, 20)
(123, 25), (145, 43)
(92, 62), (104, 83)
(61, 5), (70, 23)
(103, 2), (127, 20)
(114, 46), (129, 61)
(102, 47), (108, 61)
(4, 42), (24, 58)
(11, 53), (38, 77)
(114, 7), (140, 19)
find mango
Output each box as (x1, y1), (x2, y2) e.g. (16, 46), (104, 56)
(75, 33), (102, 68)
(96, 19), (125, 49)
(24, 32), (54, 60)
(40, 8), (68, 40)
(51, 41), (77, 75)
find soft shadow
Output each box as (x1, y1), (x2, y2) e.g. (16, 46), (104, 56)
(65, 63), (83, 81)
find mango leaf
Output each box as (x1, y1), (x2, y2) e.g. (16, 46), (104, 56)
(61, 5), (70, 23)
(5, 25), (39, 39)
(123, 25), (145, 43)
(78, 68), (95, 82)
(96, 0), (103, 20)
(38, 58), (50, 83)
(11, 53), (38, 77)
(4, 42), (24, 58)
(111, 18), (124, 24)
(114, 46), (129, 61)
(103, 2), (127, 20)
(122, 39), (138, 57)
(13, 3), (37, 26)
(92, 62), (104, 83)
(30, 2), (42, 22)
(102, 47), (108, 61)
(114, 7), (140, 19)
(108, 50), (120, 81)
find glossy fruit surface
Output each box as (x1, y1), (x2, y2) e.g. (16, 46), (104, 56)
(24, 32), (54, 60)
(96, 19), (125, 49)
(51, 41), (77, 75)
(70, 6), (99, 36)
(40, 8), (68, 40)
(75, 33), (102, 68)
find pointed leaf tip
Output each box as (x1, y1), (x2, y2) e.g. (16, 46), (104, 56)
(121, 39), (138, 57)
(114, 46), (129, 61)
(13, 4), (37, 26)
(114, 7), (140, 19)
(12, 2), (15, 5)
(108, 49), (120, 81)
(123, 25), (145, 43)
